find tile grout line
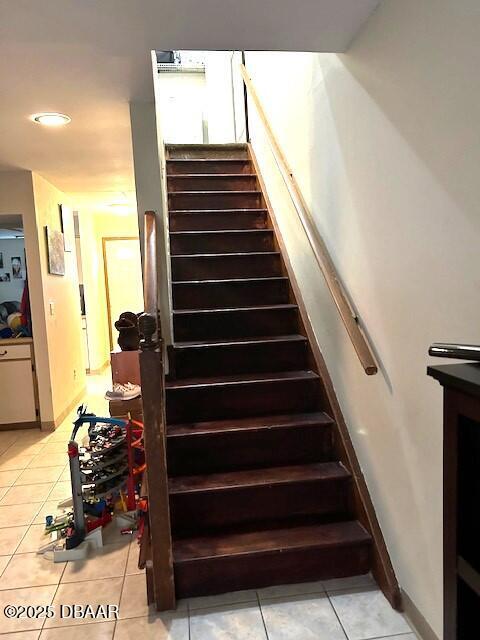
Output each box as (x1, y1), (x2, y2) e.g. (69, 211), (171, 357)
(184, 588), (192, 640)
(39, 557), (68, 633)
(0, 499), (45, 558)
(0, 433), (25, 460)
(326, 591), (351, 640)
(256, 591), (271, 640)
(111, 538), (130, 638)
(327, 587), (416, 640)
(0, 551), (14, 581)
(356, 634), (417, 640)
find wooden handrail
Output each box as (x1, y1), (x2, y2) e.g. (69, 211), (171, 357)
(240, 64), (377, 375)
(143, 211), (158, 319)
(138, 210), (175, 610)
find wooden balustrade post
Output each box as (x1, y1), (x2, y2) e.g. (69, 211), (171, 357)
(139, 210), (176, 608)
(139, 310), (175, 607)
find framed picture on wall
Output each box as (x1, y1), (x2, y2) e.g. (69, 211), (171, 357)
(59, 204), (74, 252)
(11, 256), (22, 279)
(45, 226), (65, 276)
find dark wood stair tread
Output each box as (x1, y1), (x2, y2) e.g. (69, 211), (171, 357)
(167, 411), (333, 437)
(167, 143), (247, 152)
(172, 276), (288, 285)
(168, 174), (257, 179)
(169, 462), (349, 495)
(169, 189), (262, 196)
(173, 303), (297, 315)
(170, 229), (272, 236)
(174, 520), (371, 562)
(167, 158), (250, 162)
(165, 370), (319, 390)
(169, 208), (268, 215)
(172, 251), (278, 258)
(174, 334), (306, 348)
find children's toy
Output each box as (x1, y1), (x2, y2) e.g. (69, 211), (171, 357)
(42, 406), (145, 562)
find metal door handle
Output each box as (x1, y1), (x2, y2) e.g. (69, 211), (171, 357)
(0, 351), (7, 356)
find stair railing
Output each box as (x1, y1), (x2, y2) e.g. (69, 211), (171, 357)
(240, 64), (377, 375)
(138, 210), (176, 610)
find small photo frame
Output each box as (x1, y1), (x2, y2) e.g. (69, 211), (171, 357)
(11, 256), (22, 279)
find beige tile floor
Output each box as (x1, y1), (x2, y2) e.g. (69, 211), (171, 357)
(0, 371), (420, 639)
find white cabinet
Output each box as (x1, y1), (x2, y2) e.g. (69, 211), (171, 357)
(0, 340), (38, 429)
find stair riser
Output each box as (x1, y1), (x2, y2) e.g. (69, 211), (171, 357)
(170, 478), (351, 535)
(172, 340), (308, 378)
(174, 543), (371, 598)
(167, 160), (252, 175)
(169, 211), (267, 231)
(171, 253), (281, 280)
(170, 231), (274, 255)
(166, 378), (320, 423)
(168, 424), (334, 476)
(172, 280), (289, 310)
(173, 307), (300, 341)
(169, 192), (263, 210)
(168, 176), (258, 192)
(167, 146), (248, 160)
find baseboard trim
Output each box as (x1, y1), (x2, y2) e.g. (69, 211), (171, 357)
(50, 386), (87, 430)
(402, 589), (440, 640)
(88, 359), (110, 375)
(0, 420), (39, 432)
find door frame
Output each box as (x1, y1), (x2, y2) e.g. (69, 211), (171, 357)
(102, 236), (142, 352)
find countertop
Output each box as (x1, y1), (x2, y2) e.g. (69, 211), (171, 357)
(0, 337), (33, 346)
(428, 362), (480, 398)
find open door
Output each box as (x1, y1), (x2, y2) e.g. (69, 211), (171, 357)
(103, 237), (144, 351)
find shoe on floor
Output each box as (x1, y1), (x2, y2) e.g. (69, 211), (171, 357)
(105, 382), (141, 400)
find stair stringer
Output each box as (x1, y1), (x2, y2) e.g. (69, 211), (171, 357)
(248, 143), (402, 611)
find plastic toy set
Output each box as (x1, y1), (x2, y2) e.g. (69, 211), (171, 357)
(40, 405), (145, 562)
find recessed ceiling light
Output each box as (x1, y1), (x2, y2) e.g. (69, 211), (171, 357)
(31, 112), (71, 126)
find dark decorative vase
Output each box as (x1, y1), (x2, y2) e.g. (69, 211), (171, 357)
(115, 311), (140, 351)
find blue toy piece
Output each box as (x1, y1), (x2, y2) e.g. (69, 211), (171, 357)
(71, 404), (127, 440)
(65, 405), (128, 550)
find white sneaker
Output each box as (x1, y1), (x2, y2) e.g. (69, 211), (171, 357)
(105, 382), (141, 401)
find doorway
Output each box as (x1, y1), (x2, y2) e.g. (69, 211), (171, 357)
(102, 237), (144, 351)
(155, 50), (247, 144)
(0, 214), (39, 429)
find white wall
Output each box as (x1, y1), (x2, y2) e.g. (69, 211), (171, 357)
(32, 174), (86, 425)
(156, 72), (207, 143)
(130, 97), (174, 349)
(0, 238), (26, 304)
(0, 171), (86, 426)
(246, 2), (480, 636)
(204, 51), (245, 143)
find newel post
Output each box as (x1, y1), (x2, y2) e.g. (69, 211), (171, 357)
(139, 310), (176, 610)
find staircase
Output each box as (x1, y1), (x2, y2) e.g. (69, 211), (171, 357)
(164, 143), (373, 599)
